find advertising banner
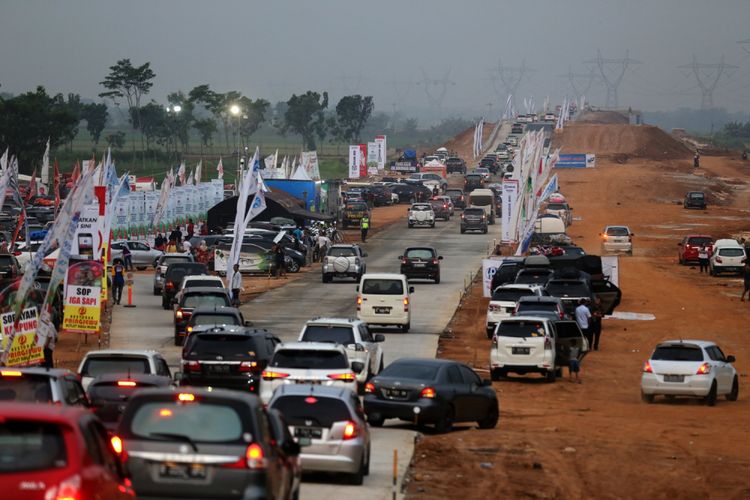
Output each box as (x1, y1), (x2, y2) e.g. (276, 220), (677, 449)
(556, 154), (595, 168)
(0, 308), (43, 367)
(348, 146), (360, 179)
(367, 142), (379, 175)
(62, 261), (103, 334)
(482, 258), (506, 298)
(211, 179), (223, 206)
(301, 151), (320, 180)
(389, 161), (418, 173)
(358, 144), (367, 178)
(70, 204), (103, 259)
(501, 180), (519, 242)
(375, 135), (387, 171)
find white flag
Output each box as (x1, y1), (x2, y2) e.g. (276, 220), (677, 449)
(217, 157), (224, 179)
(194, 161), (202, 184)
(177, 161), (186, 185)
(41, 138), (50, 188)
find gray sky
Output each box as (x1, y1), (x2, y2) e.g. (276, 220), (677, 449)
(2, 0), (750, 119)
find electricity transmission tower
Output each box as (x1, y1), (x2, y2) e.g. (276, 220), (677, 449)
(585, 50), (641, 108)
(677, 55), (738, 109)
(489, 59), (535, 101)
(738, 38), (750, 55)
(417, 68), (455, 109)
(560, 66), (596, 100)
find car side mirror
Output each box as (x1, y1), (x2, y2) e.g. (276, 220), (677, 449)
(727, 355), (736, 363)
(409, 286), (415, 293)
(374, 334), (385, 343)
(481, 378), (492, 387)
(351, 362), (365, 374)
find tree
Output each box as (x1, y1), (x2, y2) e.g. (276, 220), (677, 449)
(138, 102), (170, 151)
(278, 91), (329, 150)
(62, 93), (83, 151)
(80, 103), (108, 147)
(237, 97), (270, 146)
(330, 95), (374, 143)
(0, 86), (78, 172)
(217, 90), (242, 149)
(105, 131), (126, 150)
(166, 91), (195, 152)
(193, 118), (217, 155)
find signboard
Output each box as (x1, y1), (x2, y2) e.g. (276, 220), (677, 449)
(375, 135), (387, 171)
(213, 247), (273, 274)
(601, 256), (619, 287)
(62, 261), (103, 334)
(367, 142), (379, 175)
(501, 180), (519, 242)
(556, 154), (596, 168)
(482, 258), (506, 298)
(70, 204), (103, 259)
(301, 151), (320, 180)
(389, 161), (418, 173)
(348, 146), (361, 179)
(358, 144), (367, 178)
(1, 308), (43, 367)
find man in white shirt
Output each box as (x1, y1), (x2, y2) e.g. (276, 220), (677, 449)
(575, 298), (592, 347)
(230, 263), (243, 306)
(182, 239), (192, 254)
(316, 234), (331, 262)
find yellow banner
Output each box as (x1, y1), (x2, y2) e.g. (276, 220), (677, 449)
(1, 308), (44, 367)
(62, 285), (101, 333)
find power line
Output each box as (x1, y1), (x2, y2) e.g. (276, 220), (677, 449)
(558, 66), (596, 100)
(677, 54), (738, 109)
(584, 50), (641, 107)
(739, 38), (750, 56)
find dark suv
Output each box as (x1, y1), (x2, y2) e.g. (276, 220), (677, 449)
(0, 252), (21, 283)
(161, 262), (209, 309)
(464, 173), (484, 192)
(87, 373), (173, 429)
(174, 288), (233, 345)
(514, 268), (555, 287)
(429, 198), (451, 221)
(400, 247), (443, 283)
(446, 157), (467, 174)
(180, 327), (281, 393)
(684, 191), (706, 209)
(115, 388), (301, 499)
(460, 207), (488, 234)
(341, 201), (371, 228)
(445, 188), (467, 209)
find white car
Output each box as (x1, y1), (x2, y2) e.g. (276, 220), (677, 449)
(641, 340), (738, 406)
(408, 203), (436, 228)
(110, 240), (164, 270)
(173, 274), (225, 305)
(600, 225), (633, 254)
(259, 342), (360, 404)
(298, 317), (385, 388)
(322, 244), (367, 283)
(77, 349), (172, 390)
(485, 284), (543, 338)
(709, 239), (746, 276)
(357, 273), (413, 332)
(474, 167), (491, 181)
(409, 173), (447, 192)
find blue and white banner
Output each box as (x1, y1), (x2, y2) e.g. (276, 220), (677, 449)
(556, 154), (596, 168)
(539, 174), (558, 202)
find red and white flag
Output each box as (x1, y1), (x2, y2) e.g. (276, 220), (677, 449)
(177, 161), (186, 185)
(217, 157), (224, 179)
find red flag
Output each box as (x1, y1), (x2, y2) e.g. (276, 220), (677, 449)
(71, 161), (81, 185)
(53, 159), (60, 215)
(10, 211), (25, 247)
(25, 168), (37, 202)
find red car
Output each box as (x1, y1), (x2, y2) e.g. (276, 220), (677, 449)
(0, 403), (134, 500)
(678, 235), (713, 264)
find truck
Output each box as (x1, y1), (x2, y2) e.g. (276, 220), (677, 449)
(467, 189), (497, 224)
(390, 149), (419, 173)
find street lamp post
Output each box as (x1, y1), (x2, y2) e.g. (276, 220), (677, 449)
(230, 104), (242, 194)
(166, 104), (182, 156)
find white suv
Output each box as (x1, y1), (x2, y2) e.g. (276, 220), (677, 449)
(408, 203), (436, 228)
(485, 284), (543, 338)
(709, 239), (746, 276)
(600, 225), (633, 254)
(322, 244), (367, 283)
(298, 317), (385, 389)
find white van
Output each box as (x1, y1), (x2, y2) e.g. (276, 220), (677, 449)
(710, 239), (746, 276)
(356, 273), (413, 332)
(467, 189), (497, 224)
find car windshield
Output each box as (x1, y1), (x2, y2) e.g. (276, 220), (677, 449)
(547, 203), (567, 210)
(346, 203), (368, 211)
(546, 282), (590, 297)
(686, 237), (712, 246)
(89, 380), (162, 402)
(606, 227), (629, 236)
(161, 256), (191, 267)
(271, 395), (351, 427)
(517, 302), (558, 312)
(411, 205), (431, 211)
(130, 402), (243, 442)
(81, 356), (149, 377)
(466, 175), (482, 181)
(718, 248), (744, 257)
(652, 346), (704, 362)
(191, 314), (240, 326)
(187, 335), (258, 359)
(301, 325), (355, 345)
(464, 209), (485, 216)
(688, 193), (704, 199)
(0, 375), (52, 402)
(362, 279), (404, 295)
(380, 362), (438, 380)
(184, 280), (222, 289)
(492, 289), (534, 302)
(405, 249), (435, 260)
(0, 420), (67, 472)
(328, 247), (356, 257)
(271, 349), (349, 369)
(469, 195), (493, 206)
(516, 272), (551, 285)
(496, 321), (546, 338)
(183, 294), (230, 308)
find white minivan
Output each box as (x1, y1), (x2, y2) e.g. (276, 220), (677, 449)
(356, 273), (413, 332)
(710, 239), (746, 276)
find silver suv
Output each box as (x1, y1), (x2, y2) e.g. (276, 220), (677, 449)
(408, 203), (436, 228)
(298, 317), (385, 390)
(322, 244), (367, 283)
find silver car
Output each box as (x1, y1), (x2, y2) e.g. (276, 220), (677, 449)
(110, 240), (163, 270)
(269, 385), (371, 484)
(600, 225), (633, 254)
(152, 253), (194, 295)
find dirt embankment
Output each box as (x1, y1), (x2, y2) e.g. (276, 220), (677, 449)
(441, 122), (497, 161)
(577, 110), (630, 124)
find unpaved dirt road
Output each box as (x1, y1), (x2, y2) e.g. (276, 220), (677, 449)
(405, 126), (750, 499)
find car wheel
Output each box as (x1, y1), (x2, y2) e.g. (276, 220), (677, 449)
(460, 228), (466, 234)
(408, 223), (413, 228)
(434, 274), (440, 284)
(478, 403), (499, 429)
(286, 258), (300, 273)
(727, 376), (739, 401)
(678, 254), (684, 265)
(705, 381), (718, 406)
(490, 368), (504, 381)
(346, 457), (365, 485)
(434, 406), (454, 433)
(430, 223), (435, 228)
(322, 274), (331, 283)
(367, 413), (385, 427)
(641, 391), (655, 403)
(483, 228), (488, 234)
(378, 357), (384, 374)
(363, 447), (371, 476)
(545, 369), (556, 383)
(162, 299), (170, 310)
(401, 322), (410, 333)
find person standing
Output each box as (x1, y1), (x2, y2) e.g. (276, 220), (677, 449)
(122, 244), (133, 271)
(741, 262), (750, 302)
(589, 297), (604, 351)
(186, 219), (195, 240)
(182, 238), (192, 255)
(568, 344), (581, 383)
(112, 259), (126, 305)
(698, 245), (710, 274)
(360, 215), (370, 243)
(693, 152), (700, 168)
(230, 263), (242, 307)
(273, 243), (286, 279)
(316, 232), (331, 262)
(575, 298), (593, 348)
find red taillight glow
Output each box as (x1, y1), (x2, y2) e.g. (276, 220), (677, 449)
(642, 361), (653, 373)
(357, 296), (362, 311)
(245, 443), (266, 469)
(305, 397), (318, 404)
(343, 421), (358, 440)
(159, 409), (173, 417)
(53, 473), (82, 500)
(175, 310), (184, 319)
(420, 387), (436, 399)
(166, 281), (174, 289)
(185, 360), (201, 372)
(364, 382), (375, 393)
(117, 380), (137, 387)
(110, 436), (123, 455)
(432, 259), (439, 265)
(261, 370), (290, 380)
(1, 370), (22, 377)
(696, 362), (711, 375)
(328, 372), (356, 382)
(403, 297), (409, 311)
(239, 361), (258, 372)
(177, 393), (195, 402)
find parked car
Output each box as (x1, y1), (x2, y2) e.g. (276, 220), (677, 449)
(514, 268), (555, 287)
(709, 239), (747, 276)
(399, 246), (443, 283)
(269, 385), (371, 484)
(490, 257), (526, 290)
(409, 173), (447, 192)
(181, 327), (281, 393)
(460, 207), (488, 234)
(113, 387), (301, 499)
(600, 225), (634, 254)
(260, 342), (361, 404)
(640, 340), (738, 405)
(357, 273), (414, 332)
(161, 262), (209, 309)
(463, 173), (484, 191)
(446, 156), (467, 174)
(110, 240), (163, 270)
(298, 317), (385, 390)
(364, 358), (498, 433)
(408, 203), (436, 228)
(153, 253), (195, 295)
(445, 188), (467, 209)
(0, 252), (21, 282)
(486, 284), (544, 338)
(544, 279), (593, 317)
(78, 349), (171, 390)
(0, 367), (89, 406)
(173, 287), (233, 344)
(513, 296), (567, 321)
(677, 235), (713, 265)
(322, 244), (367, 283)
(684, 191), (707, 209)
(341, 201), (371, 228)
(0, 403), (135, 499)
(87, 373), (173, 430)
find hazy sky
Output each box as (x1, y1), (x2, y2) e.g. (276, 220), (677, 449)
(2, 0), (750, 119)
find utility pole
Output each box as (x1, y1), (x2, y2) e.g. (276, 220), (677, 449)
(559, 66), (596, 101)
(677, 54), (738, 110)
(489, 59), (535, 106)
(584, 50), (641, 108)
(417, 67), (455, 110)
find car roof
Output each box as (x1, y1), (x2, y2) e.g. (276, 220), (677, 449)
(182, 287), (229, 295)
(83, 349), (160, 358)
(495, 284), (540, 291)
(183, 275), (224, 281)
(161, 253), (191, 258)
(0, 367), (75, 378)
(518, 296), (562, 303)
(305, 317), (361, 326)
(404, 246), (437, 252)
(0, 402), (90, 422)
(360, 272), (407, 280)
(272, 385), (355, 398)
(191, 326), (268, 337)
(656, 340), (715, 348)
(330, 244), (360, 249)
(277, 341), (347, 353)
(191, 306), (241, 315)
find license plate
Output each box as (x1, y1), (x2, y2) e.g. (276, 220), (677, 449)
(374, 306), (391, 314)
(664, 375), (684, 383)
(386, 389), (408, 399)
(295, 427), (323, 439)
(295, 379), (321, 384)
(512, 347), (531, 355)
(413, 263), (426, 267)
(158, 462), (207, 479)
(207, 364), (230, 374)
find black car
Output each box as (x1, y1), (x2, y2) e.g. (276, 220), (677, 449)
(446, 157), (466, 174)
(364, 358), (498, 433)
(116, 387), (301, 500)
(445, 188), (467, 209)
(544, 279), (594, 316)
(370, 185), (394, 206)
(514, 268), (555, 287)
(390, 183), (432, 204)
(480, 156), (499, 174)
(162, 262), (209, 309)
(174, 288), (233, 344)
(400, 247), (442, 283)
(464, 173), (484, 191)
(244, 237), (306, 273)
(87, 373), (173, 430)
(490, 257), (526, 290)
(460, 207), (488, 234)
(186, 306), (250, 335)
(180, 327), (281, 393)
(0, 252), (21, 283)
(684, 191), (707, 209)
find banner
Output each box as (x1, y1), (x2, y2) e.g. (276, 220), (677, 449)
(1, 308), (43, 367)
(586, 154), (596, 168)
(348, 146), (360, 179)
(70, 204), (103, 259)
(482, 258), (506, 298)
(367, 142), (379, 175)
(62, 261), (103, 334)
(501, 180), (519, 243)
(375, 135), (387, 171)
(539, 174), (558, 202)
(300, 151), (320, 180)
(358, 144), (367, 178)
(555, 154), (590, 168)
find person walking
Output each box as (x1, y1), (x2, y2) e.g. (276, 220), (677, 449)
(154, 233), (165, 251)
(230, 263), (243, 307)
(122, 244), (133, 271)
(568, 344), (581, 383)
(693, 152), (700, 168)
(575, 298), (593, 348)
(589, 297), (604, 351)
(698, 245), (710, 273)
(186, 219), (195, 240)
(360, 215), (370, 243)
(273, 243), (286, 279)
(316, 232), (330, 262)
(741, 262), (750, 302)
(169, 226), (182, 245)
(112, 259), (126, 305)
(166, 238), (177, 253)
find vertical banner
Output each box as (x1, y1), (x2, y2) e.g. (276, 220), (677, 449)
(145, 192), (158, 227)
(301, 151), (320, 180)
(348, 146), (360, 179)
(1, 308), (43, 367)
(211, 179), (223, 206)
(482, 258), (506, 297)
(62, 261), (103, 334)
(367, 142), (379, 175)
(70, 204), (103, 258)
(501, 180), (519, 243)
(375, 135), (387, 171)
(358, 144), (367, 178)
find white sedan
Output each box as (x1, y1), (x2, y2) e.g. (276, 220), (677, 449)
(641, 339), (738, 406)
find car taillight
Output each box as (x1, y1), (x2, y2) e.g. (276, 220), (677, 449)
(239, 361), (259, 372)
(544, 336), (552, 350)
(696, 362), (711, 375)
(117, 380), (137, 387)
(488, 304), (500, 312)
(461, 214), (465, 219)
(1, 370), (22, 377)
(419, 387), (436, 399)
(642, 361), (653, 373)
(166, 281), (174, 289)
(185, 360), (201, 372)
(432, 259), (439, 265)
(110, 435), (123, 455)
(403, 297), (409, 312)
(459, 195), (464, 201)
(175, 309), (184, 319)
(178, 393), (196, 402)
(261, 370), (290, 380)
(186, 326), (193, 333)
(343, 421), (358, 440)
(221, 443), (267, 470)
(357, 296), (362, 311)
(13, 251), (21, 256)
(364, 382), (375, 393)
(602, 234), (608, 240)
(559, 310), (565, 320)
(401, 258), (408, 265)
(328, 372), (356, 382)
(49, 473), (81, 500)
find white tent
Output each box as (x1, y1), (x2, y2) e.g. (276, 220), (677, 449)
(290, 165), (312, 181)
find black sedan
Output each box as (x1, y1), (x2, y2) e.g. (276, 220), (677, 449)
(399, 247), (442, 283)
(86, 373), (173, 430)
(390, 183), (432, 204)
(364, 358), (498, 433)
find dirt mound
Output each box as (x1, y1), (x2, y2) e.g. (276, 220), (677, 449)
(577, 110), (630, 124)
(441, 122), (496, 161)
(554, 123), (692, 160)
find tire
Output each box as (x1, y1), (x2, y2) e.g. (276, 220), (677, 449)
(460, 228), (466, 234)
(491, 368), (504, 381)
(378, 357), (384, 374)
(162, 298), (170, 310)
(401, 322), (410, 333)
(434, 406), (454, 433)
(641, 391), (654, 403)
(705, 381), (718, 406)
(286, 258), (300, 273)
(346, 458), (365, 485)
(430, 223), (435, 228)
(483, 228), (488, 234)
(434, 274), (441, 284)
(364, 448), (371, 476)
(478, 403), (499, 429)
(678, 254), (685, 265)
(727, 376), (739, 401)
(408, 223), (413, 229)
(367, 413), (385, 427)
(322, 274), (331, 283)
(545, 369), (556, 383)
